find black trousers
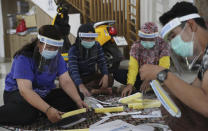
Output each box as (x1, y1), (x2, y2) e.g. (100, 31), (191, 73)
(113, 69), (142, 90)
(81, 73), (114, 90)
(0, 88), (84, 125)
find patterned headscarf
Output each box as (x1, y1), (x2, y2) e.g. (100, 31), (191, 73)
(138, 22), (158, 38)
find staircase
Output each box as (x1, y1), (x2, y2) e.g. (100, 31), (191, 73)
(29, 0), (80, 38)
(29, 0), (141, 47)
(65, 0), (141, 46)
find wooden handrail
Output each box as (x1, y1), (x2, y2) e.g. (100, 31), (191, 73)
(66, 0), (140, 46)
(130, 4), (136, 9)
(130, 30), (137, 36)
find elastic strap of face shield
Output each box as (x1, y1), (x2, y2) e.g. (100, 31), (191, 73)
(138, 31), (159, 38)
(160, 13), (201, 40)
(37, 34), (64, 47)
(79, 32), (98, 38)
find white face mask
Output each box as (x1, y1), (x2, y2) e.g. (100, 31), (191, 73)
(168, 24), (203, 71)
(141, 41), (155, 49)
(170, 31), (194, 57)
(81, 40), (96, 48)
(41, 49), (58, 59)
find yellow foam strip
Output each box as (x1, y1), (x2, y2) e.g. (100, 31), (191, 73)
(128, 100), (161, 110)
(95, 106), (124, 113)
(128, 103), (143, 108)
(143, 101), (161, 109)
(129, 99), (157, 104)
(61, 108), (87, 119)
(154, 80), (178, 115)
(119, 92), (142, 104)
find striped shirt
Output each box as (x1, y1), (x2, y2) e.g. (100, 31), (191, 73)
(68, 42), (108, 86)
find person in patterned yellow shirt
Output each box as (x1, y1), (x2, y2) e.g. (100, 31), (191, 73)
(114, 22), (170, 97)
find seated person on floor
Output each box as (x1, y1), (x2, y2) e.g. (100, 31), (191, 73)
(68, 23), (113, 97)
(139, 2), (208, 131)
(0, 25), (87, 125)
(114, 22), (170, 97)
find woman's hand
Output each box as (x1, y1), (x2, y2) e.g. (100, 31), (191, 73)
(140, 80), (151, 93)
(99, 75), (108, 89)
(121, 84), (133, 97)
(46, 107), (63, 123)
(76, 99), (89, 109)
(79, 84), (91, 97)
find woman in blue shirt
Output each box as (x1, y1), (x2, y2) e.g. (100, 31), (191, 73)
(0, 25), (87, 125)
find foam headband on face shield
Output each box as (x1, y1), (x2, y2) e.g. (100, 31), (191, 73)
(138, 31), (158, 38)
(79, 33), (98, 38)
(37, 34), (64, 47)
(160, 13), (200, 39)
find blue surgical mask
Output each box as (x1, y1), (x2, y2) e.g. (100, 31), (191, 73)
(170, 34), (193, 57)
(141, 41), (155, 49)
(41, 50), (58, 59)
(81, 40), (96, 48)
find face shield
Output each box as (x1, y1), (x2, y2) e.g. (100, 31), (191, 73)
(79, 32), (98, 49)
(36, 34), (64, 73)
(161, 13), (202, 73)
(138, 31), (158, 49)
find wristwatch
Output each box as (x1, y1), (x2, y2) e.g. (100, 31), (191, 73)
(157, 69), (170, 83)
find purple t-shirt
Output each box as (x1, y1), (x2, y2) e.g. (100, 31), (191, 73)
(5, 54), (67, 98)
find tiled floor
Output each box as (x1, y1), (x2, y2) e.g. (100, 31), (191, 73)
(0, 58), (11, 131)
(0, 60), (11, 106)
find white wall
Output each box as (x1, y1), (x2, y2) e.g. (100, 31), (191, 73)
(31, 0), (57, 18)
(140, 0), (194, 30)
(0, 0), (5, 58)
(31, 0), (80, 37)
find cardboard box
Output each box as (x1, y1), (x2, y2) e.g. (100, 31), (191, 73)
(24, 15), (37, 28)
(8, 34), (37, 58)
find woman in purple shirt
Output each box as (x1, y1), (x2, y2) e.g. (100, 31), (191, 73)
(0, 25), (87, 125)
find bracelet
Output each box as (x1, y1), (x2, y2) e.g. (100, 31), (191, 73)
(45, 106), (52, 114)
